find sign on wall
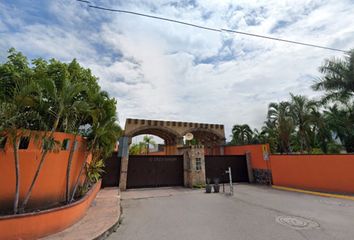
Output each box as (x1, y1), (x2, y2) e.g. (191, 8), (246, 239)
(262, 144), (269, 161)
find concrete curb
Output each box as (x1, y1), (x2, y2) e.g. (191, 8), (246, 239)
(93, 204), (123, 240)
(41, 188), (121, 240)
(272, 185), (354, 201)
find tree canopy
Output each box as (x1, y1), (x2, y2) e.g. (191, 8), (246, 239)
(0, 48), (122, 213)
(230, 50), (354, 154)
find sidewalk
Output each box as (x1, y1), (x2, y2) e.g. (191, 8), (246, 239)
(42, 187), (121, 240)
(122, 186), (201, 200)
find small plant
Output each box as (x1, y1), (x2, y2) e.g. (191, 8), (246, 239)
(86, 159), (105, 184)
(193, 183), (206, 189)
(213, 178), (220, 193)
(205, 178), (212, 193)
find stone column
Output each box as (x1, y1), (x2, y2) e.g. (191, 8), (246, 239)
(245, 151), (255, 183)
(119, 156), (128, 191)
(181, 145), (206, 188)
(118, 136), (130, 191)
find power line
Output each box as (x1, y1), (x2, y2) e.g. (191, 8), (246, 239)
(77, 0), (348, 53)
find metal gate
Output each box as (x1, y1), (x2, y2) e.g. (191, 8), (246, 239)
(127, 155), (184, 188)
(205, 155), (249, 183)
(102, 152), (121, 188)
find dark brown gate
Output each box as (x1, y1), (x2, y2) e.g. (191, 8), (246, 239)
(127, 155), (184, 188)
(102, 152), (121, 188)
(205, 155), (249, 183)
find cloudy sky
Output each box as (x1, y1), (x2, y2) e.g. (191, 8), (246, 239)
(1, 0), (353, 139)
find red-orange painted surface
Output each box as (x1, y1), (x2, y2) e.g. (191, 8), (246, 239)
(165, 145), (177, 155)
(0, 180), (101, 240)
(271, 154), (354, 194)
(0, 131), (89, 211)
(147, 151), (166, 156)
(205, 146), (222, 155)
(224, 144), (270, 169)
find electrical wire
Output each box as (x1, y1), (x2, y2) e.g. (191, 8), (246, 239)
(76, 0), (348, 53)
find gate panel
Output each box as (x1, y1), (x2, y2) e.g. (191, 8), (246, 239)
(127, 155), (183, 188)
(205, 155), (249, 183)
(102, 152), (121, 187)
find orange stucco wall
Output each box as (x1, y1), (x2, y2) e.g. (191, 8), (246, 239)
(147, 151), (166, 156)
(0, 131), (89, 211)
(224, 144), (270, 169)
(271, 154), (354, 194)
(0, 180), (101, 240)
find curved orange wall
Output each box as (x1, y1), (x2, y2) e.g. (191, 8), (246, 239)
(0, 180), (101, 240)
(224, 144), (270, 169)
(0, 131), (89, 211)
(271, 154), (354, 194)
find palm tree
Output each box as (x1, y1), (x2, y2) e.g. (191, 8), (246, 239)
(289, 94), (318, 153)
(129, 142), (146, 155)
(0, 49), (122, 212)
(20, 60), (87, 210)
(267, 101), (294, 153)
(0, 49), (44, 214)
(323, 104), (354, 153)
(260, 120), (279, 153)
(312, 50), (354, 103)
(230, 124), (253, 145)
(69, 91), (121, 202)
(143, 135), (156, 155)
(312, 110), (334, 153)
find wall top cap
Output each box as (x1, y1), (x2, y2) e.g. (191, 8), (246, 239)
(125, 118), (224, 129)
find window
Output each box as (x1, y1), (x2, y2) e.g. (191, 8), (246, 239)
(0, 137), (7, 149)
(19, 137), (30, 149)
(61, 139), (70, 150)
(196, 157), (202, 171)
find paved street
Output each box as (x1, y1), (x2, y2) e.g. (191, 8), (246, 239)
(108, 184), (354, 240)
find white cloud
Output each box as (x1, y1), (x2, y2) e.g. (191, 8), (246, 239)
(1, 0), (353, 139)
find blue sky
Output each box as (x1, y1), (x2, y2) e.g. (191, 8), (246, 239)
(1, 0), (353, 139)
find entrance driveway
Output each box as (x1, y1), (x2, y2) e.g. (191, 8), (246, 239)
(108, 184), (354, 240)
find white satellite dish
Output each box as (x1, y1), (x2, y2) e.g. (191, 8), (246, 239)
(185, 132), (194, 141)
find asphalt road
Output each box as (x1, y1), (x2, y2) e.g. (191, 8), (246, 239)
(108, 184), (354, 240)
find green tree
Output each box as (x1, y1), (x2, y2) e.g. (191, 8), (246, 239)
(323, 104), (354, 153)
(70, 91), (121, 202)
(0, 49), (44, 214)
(129, 142), (146, 155)
(230, 124), (253, 145)
(142, 135), (156, 155)
(267, 101), (294, 153)
(310, 109), (333, 153)
(289, 94), (318, 153)
(312, 50), (354, 103)
(312, 50), (354, 153)
(0, 48), (122, 212)
(260, 120), (279, 153)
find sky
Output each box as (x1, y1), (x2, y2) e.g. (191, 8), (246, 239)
(1, 0), (353, 140)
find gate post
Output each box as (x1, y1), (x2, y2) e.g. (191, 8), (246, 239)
(180, 145), (206, 188)
(118, 136), (130, 191)
(245, 151), (255, 183)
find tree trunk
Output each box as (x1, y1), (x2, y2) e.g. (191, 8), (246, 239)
(65, 134), (78, 203)
(70, 136), (97, 203)
(69, 151), (89, 203)
(20, 149), (49, 211)
(20, 116), (60, 212)
(13, 137), (20, 214)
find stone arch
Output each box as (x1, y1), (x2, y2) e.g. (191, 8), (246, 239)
(118, 118), (226, 190)
(181, 128), (226, 145)
(125, 125), (182, 145)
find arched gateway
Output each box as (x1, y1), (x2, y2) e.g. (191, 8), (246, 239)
(124, 118), (226, 153)
(117, 118), (226, 190)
